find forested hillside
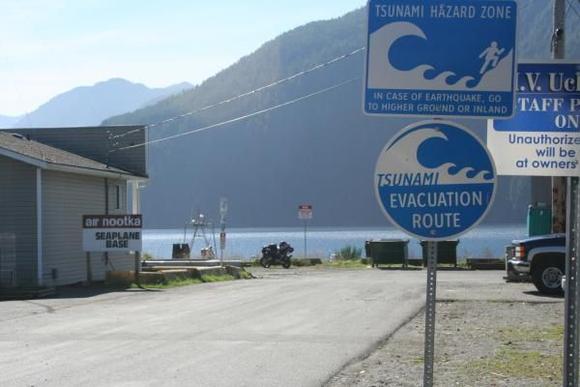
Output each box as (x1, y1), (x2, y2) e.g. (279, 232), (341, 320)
(104, 2), (580, 228)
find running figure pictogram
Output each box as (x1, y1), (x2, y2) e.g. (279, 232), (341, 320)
(479, 41), (505, 74)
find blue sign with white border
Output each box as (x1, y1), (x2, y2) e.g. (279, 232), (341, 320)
(488, 62), (580, 177)
(364, 0), (517, 118)
(375, 120), (497, 240)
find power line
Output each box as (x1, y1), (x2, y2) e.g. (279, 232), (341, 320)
(565, 0), (574, 20)
(111, 77), (360, 152)
(112, 47), (366, 140)
(566, 0), (580, 20)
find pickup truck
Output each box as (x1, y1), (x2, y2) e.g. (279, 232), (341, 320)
(506, 234), (566, 295)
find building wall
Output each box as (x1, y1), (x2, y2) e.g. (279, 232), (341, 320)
(0, 155), (37, 287)
(42, 171), (134, 286)
(104, 178), (136, 276)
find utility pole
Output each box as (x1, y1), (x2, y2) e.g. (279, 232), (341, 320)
(552, 0), (566, 233)
(552, 1), (580, 385)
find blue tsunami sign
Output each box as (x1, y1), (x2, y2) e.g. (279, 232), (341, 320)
(375, 121), (497, 240)
(365, 0), (517, 118)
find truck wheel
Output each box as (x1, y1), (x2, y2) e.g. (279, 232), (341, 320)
(532, 261), (564, 295)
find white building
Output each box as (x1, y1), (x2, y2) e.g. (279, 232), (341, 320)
(0, 126), (148, 288)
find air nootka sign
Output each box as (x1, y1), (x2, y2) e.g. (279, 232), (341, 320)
(82, 215), (142, 252)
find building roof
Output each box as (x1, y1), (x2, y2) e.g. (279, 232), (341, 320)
(12, 126), (148, 178)
(0, 131), (143, 179)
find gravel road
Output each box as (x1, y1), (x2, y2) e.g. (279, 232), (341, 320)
(327, 271), (565, 387)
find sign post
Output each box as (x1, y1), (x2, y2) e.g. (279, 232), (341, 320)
(298, 205), (313, 258)
(219, 198), (228, 264)
(85, 252), (92, 285)
(565, 177), (579, 386)
(423, 241), (438, 386)
(374, 121), (497, 386)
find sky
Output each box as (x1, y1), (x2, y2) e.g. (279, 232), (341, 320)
(0, 0), (366, 116)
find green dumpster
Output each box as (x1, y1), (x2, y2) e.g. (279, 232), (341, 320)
(366, 239), (409, 268)
(527, 204), (551, 237)
(420, 240), (459, 267)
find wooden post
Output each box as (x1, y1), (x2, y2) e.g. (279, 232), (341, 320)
(85, 252), (92, 285)
(135, 251), (141, 287)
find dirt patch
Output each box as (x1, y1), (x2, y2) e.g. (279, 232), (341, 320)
(327, 301), (564, 387)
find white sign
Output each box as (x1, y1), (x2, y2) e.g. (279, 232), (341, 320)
(298, 205), (313, 220)
(488, 62), (580, 177)
(82, 215), (142, 252)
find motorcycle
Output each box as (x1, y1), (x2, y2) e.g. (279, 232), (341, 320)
(260, 241), (294, 269)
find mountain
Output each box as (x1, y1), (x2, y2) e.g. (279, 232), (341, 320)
(0, 114), (21, 128)
(103, 2), (580, 229)
(14, 79), (191, 128)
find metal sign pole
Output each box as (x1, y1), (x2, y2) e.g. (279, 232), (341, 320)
(220, 223), (225, 265)
(219, 198), (228, 265)
(304, 219), (308, 259)
(564, 177), (579, 386)
(552, 0), (567, 234)
(423, 241), (438, 387)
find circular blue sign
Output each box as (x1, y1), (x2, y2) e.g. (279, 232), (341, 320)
(374, 120), (497, 240)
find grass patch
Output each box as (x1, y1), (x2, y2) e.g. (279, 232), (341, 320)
(464, 348), (562, 381)
(142, 253), (155, 261)
(135, 278), (203, 289)
(323, 260), (369, 269)
(237, 271), (253, 279)
(200, 274), (236, 283)
(135, 274), (238, 289)
(335, 245), (363, 260)
(497, 324), (564, 343)
(463, 323), (564, 383)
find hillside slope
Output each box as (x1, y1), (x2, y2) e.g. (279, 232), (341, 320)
(104, 2), (579, 228)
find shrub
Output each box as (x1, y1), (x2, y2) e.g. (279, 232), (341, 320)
(335, 245), (363, 261)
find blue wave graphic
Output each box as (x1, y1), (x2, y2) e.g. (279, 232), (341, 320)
(389, 28), (512, 89)
(416, 125), (494, 181)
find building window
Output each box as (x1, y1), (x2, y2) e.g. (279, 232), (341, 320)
(115, 185), (121, 210)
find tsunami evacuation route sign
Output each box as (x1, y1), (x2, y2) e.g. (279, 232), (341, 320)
(374, 121), (497, 240)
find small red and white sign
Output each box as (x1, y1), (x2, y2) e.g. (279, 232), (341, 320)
(298, 204), (313, 220)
